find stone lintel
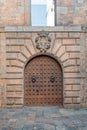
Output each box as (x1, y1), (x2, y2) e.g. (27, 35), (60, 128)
(0, 26), (86, 32)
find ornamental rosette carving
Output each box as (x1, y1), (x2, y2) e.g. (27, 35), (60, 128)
(35, 31), (51, 52)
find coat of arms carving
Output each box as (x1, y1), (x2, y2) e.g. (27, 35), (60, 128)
(35, 31), (51, 52)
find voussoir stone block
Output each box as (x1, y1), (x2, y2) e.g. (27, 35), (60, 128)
(56, 46), (65, 57)
(20, 46), (31, 58)
(52, 39), (62, 54)
(63, 59), (76, 67)
(18, 53), (27, 62)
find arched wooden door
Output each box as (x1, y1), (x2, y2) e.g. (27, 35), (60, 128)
(24, 56), (63, 106)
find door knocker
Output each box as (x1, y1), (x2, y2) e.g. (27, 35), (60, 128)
(31, 76), (36, 83)
(50, 76), (55, 83)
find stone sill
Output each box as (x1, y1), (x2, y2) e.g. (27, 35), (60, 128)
(0, 26), (87, 32)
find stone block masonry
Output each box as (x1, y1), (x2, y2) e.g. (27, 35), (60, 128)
(0, 0), (87, 109)
(55, 0), (87, 26)
(0, 26), (87, 108)
(0, 0), (87, 27)
(0, 0), (31, 26)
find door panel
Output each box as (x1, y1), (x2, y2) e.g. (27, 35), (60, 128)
(24, 56), (63, 106)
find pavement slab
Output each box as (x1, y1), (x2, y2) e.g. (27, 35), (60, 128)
(0, 107), (87, 130)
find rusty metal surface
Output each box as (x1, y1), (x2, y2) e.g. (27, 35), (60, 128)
(24, 56), (63, 106)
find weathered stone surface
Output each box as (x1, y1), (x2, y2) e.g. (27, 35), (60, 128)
(72, 85), (80, 90)
(6, 91), (23, 98)
(6, 79), (23, 85)
(64, 78), (80, 85)
(60, 53), (69, 62)
(64, 85), (80, 91)
(64, 98), (73, 104)
(56, 1), (87, 26)
(66, 46), (80, 52)
(1, 0), (86, 27)
(0, 30), (87, 108)
(6, 53), (18, 59)
(64, 85), (73, 91)
(18, 53), (27, 62)
(63, 39), (76, 45)
(72, 98), (80, 103)
(44, 124), (55, 130)
(64, 91), (80, 97)
(5, 73), (23, 79)
(25, 40), (36, 55)
(56, 33), (68, 38)
(64, 66), (80, 73)
(64, 73), (81, 78)
(56, 46), (66, 57)
(69, 33), (81, 38)
(6, 46), (20, 52)
(69, 53), (80, 59)
(52, 39), (62, 54)
(63, 59), (76, 67)
(7, 60), (24, 68)
(0, 107), (87, 129)
(20, 46), (31, 59)
(0, 1), (31, 26)
(6, 67), (23, 73)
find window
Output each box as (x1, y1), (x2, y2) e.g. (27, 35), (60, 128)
(46, 0), (55, 26)
(31, 0), (55, 26)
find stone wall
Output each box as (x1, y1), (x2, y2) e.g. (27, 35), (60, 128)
(56, 0), (87, 26)
(0, 0), (31, 26)
(0, 0), (87, 27)
(0, 26), (87, 108)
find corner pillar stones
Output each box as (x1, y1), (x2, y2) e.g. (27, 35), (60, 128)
(0, 28), (87, 108)
(80, 33), (87, 107)
(0, 32), (7, 107)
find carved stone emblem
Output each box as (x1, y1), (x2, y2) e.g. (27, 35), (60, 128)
(35, 31), (51, 52)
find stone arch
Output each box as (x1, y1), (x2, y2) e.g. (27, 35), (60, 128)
(5, 32), (81, 108)
(24, 53), (63, 70)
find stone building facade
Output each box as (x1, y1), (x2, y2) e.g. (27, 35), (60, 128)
(0, 0), (87, 108)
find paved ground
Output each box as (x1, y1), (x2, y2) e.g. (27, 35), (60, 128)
(0, 107), (87, 130)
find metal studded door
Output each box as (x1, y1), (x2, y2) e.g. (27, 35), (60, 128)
(24, 56), (63, 106)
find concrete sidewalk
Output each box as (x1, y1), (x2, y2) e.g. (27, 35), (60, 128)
(0, 107), (87, 130)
